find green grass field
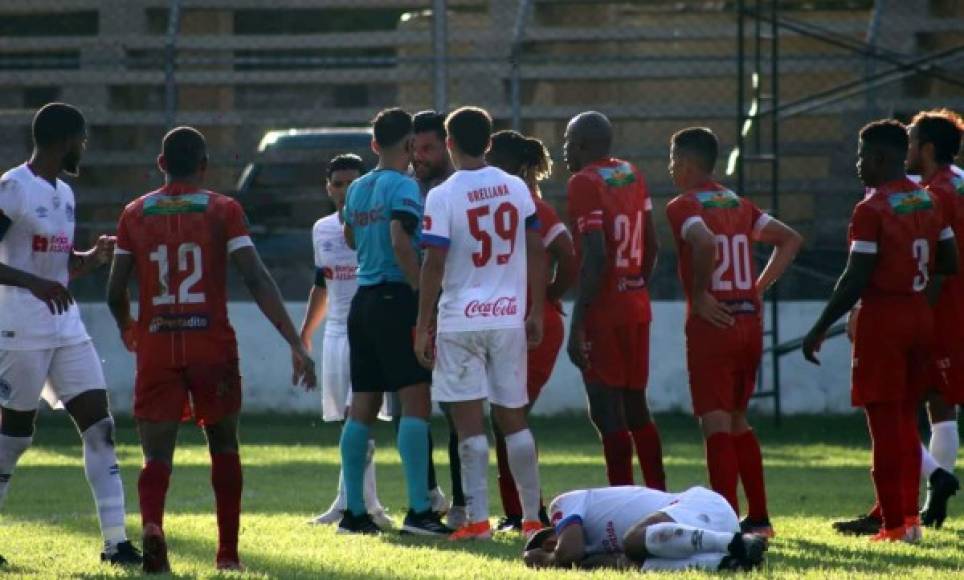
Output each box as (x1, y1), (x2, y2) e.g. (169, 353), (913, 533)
(2, 412), (963, 579)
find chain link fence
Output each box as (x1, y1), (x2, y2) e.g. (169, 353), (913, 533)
(1, 0), (962, 301)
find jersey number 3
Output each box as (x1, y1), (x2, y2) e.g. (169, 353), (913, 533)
(467, 203), (519, 267)
(150, 243), (205, 306)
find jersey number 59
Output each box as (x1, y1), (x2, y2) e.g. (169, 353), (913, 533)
(467, 203), (519, 267)
(150, 243), (206, 306)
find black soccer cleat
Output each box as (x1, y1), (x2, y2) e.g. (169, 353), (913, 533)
(401, 508), (453, 536)
(739, 516), (775, 538)
(0, 553), (6, 567)
(832, 513), (882, 536)
(727, 533), (768, 570)
(337, 511), (381, 535)
(920, 467), (960, 529)
(496, 515), (523, 532)
(101, 540), (143, 567)
(142, 524), (171, 574)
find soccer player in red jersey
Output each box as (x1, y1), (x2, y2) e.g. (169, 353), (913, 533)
(804, 120), (958, 543)
(486, 130), (577, 531)
(107, 127), (317, 573)
(666, 128), (802, 538)
(563, 112), (665, 490)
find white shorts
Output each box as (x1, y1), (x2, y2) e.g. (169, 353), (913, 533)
(660, 486), (740, 533)
(321, 332), (391, 422)
(0, 340), (107, 412)
(432, 328), (528, 408)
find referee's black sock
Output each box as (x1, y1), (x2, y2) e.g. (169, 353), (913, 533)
(449, 429), (465, 507)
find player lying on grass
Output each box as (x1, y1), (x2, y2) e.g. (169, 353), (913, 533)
(522, 485), (767, 571)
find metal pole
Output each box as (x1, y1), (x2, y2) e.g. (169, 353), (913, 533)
(737, 0), (746, 197)
(769, 0), (781, 426)
(432, 0), (448, 113)
(163, 0), (182, 130)
(510, 0), (535, 131)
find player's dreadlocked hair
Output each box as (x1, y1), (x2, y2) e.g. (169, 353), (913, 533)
(327, 153), (365, 178)
(488, 130), (553, 193)
(671, 127), (719, 173)
(911, 109), (964, 165)
(860, 119), (909, 158)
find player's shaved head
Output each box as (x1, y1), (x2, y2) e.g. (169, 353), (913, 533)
(564, 111), (612, 172)
(162, 126), (207, 179)
(858, 119), (908, 186)
(671, 127), (719, 173)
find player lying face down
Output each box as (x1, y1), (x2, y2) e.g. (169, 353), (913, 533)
(522, 486), (767, 572)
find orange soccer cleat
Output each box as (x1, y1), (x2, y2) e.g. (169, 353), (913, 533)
(870, 526), (907, 543)
(449, 520), (493, 541)
(522, 520), (544, 539)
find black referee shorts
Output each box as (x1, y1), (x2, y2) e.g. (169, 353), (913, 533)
(348, 282), (431, 393)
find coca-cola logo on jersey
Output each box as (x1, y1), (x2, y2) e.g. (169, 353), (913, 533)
(464, 297), (518, 318)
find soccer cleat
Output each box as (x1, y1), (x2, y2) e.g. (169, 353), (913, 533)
(308, 508), (343, 526)
(401, 509), (453, 536)
(832, 513), (882, 536)
(429, 487), (450, 516)
(447, 505), (467, 529)
(449, 520), (493, 541)
(496, 515), (523, 533)
(920, 467), (959, 529)
(739, 516), (776, 538)
(522, 520), (543, 539)
(142, 523), (171, 574)
(216, 558), (245, 572)
(336, 511), (381, 535)
(101, 540), (143, 567)
(727, 533), (768, 570)
(0, 554), (7, 567)
(870, 526), (907, 543)
(903, 516), (923, 544)
(370, 507), (395, 530)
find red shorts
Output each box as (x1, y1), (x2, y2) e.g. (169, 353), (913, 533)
(134, 359), (242, 426)
(686, 315), (763, 416)
(852, 296), (933, 407)
(527, 306), (564, 401)
(582, 318), (650, 390)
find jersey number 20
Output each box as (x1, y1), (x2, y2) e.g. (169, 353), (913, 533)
(467, 203), (519, 267)
(150, 243), (205, 306)
(712, 234), (753, 291)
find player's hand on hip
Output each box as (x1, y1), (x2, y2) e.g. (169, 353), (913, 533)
(291, 346), (317, 391)
(28, 276), (74, 314)
(414, 326), (435, 370)
(94, 235), (117, 266)
(802, 329), (824, 365)
(694, 292), (734, 328)
(567, 321), (588, 369)
(525, 314), (544, 350)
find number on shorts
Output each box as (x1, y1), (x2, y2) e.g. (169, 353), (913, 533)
(912, 238), (929, 292)
(711, 234), (753, 291)
(467, 202), (520, 267)
(150, 242), (205, 305)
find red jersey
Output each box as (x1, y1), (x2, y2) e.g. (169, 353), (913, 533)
(116, 184), (253, 368)
(533, 195), (571, 314)
(925, 166), (964, 313)
(567, 158), (652, 326)
(849, 177), (953, 299)
(666, 181), (769, 316)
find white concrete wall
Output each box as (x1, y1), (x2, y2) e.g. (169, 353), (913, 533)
(80, 301), (854, 416)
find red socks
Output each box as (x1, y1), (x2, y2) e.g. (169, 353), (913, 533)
(138, 460), (171, 529)
(706, 432), (740, 513)
(733, 430), (768, 520)
(602, 431), (634, 485)
(899, 402), (922, 521)
(495, 435), (523, 518)
(211, 452), (243, 563)
(630, 423), (666, 491)
(865, 402), (903, 530)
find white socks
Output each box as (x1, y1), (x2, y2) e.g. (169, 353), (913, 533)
(641, 553), (726, 571)
(644, 523), (734, 558)
(505, 428), (541, 522)
(459, 435), (490, 524)
(330, 439), (382, 513)
(81, 418), (128, 548)
(922, 444), (941, 479)
(929, 420), (959, 472)
(0, 433), (32, 509)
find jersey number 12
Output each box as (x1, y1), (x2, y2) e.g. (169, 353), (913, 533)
(150, 243), (206, 306)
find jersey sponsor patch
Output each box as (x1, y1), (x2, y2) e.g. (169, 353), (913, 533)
(696, 188), (740, 209)
(888, 189), (933, 214)
(148, 313), (211, 333)
(143, 193), (211, 216)
(595, 162), (636, 187)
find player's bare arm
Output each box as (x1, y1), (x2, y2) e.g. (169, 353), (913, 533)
(686, 221), (734, 328)
(415, 246), (446, 369)
(755, 219), (804, 296)
(803, 251), (877, 364)
(69, 234), (116, 279)
(0, 260), (73, 315)
(525, 228), (547, 349)
(106, 252), (138, 351)
(231, 245), (317, 390)
(642, 209), (659, 282)
(523, 523), (586, 568)
(390, 217), (420, 290)
(546, 230), (577, 303)
(567, 230), (605, 368)
(299, 285), (328, 352)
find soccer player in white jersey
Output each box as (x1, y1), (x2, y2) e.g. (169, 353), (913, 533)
(415, 106), (547, 541)
(301, 154), (391, 528)
(523, 486), (767, 572)
(0, 103), (141, 567)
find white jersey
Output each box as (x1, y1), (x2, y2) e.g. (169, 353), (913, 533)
(312, 213), (357, 336)
(0, 164), (89, 350)
(422, 166), (537, 333)
(548, 487), (679, 555)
